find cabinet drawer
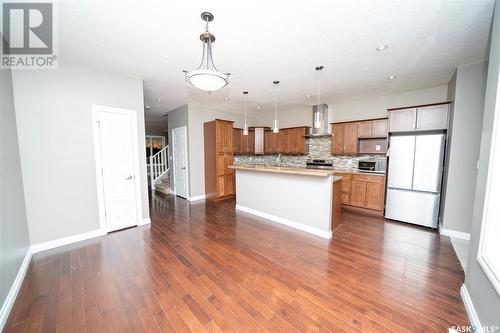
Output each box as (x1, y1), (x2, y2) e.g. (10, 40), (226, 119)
(352, 174), (385, 183)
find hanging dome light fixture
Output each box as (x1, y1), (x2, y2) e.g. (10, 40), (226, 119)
(183, 12), (230, 92)
(243, 91), (249, 136)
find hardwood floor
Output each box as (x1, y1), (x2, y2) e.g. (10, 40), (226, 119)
(4, 194), (469, 332)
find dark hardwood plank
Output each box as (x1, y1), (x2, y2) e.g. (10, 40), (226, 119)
(4, 194), (469, 332)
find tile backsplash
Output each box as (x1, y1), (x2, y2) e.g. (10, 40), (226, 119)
(234, 136), (386, 169)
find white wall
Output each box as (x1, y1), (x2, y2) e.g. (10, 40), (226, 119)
(0, 50), (31, 327)
(261, 85), (449, 128)
(12, 61), (149, 244)
(441, 61), (487, 234)
(464, 2), (500, 327)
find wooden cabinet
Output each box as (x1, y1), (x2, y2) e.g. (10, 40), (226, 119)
(233, 128), (242, 154)
(388, 103), (450, 132)
(372, 119), (388, 137)
(240, 129), (254, 155)
(332, 123), (358, 155)
(337, 172), (385, 215)
(388, 108), (417, 132)
(335, 172), (352, 204)
(204, 119), (235, 201)
(416, 104), (449, 131)
(349, 174), (385, 212)
(262, 127), (308, 155)
(358, 119), (388, 138)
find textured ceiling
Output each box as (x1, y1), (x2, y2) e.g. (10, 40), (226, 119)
(57, 0), (494, 119)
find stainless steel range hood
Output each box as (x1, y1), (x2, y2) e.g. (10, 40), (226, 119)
(305, 104), (331, 138)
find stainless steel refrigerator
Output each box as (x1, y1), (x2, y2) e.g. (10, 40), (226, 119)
(385, 133), (446, 228)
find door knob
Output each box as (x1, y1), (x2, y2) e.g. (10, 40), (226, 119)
(125, 175), (133, 180)
(181, 167), (186, 170)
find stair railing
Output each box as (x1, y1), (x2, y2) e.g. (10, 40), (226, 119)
(149, 145), (169, 190)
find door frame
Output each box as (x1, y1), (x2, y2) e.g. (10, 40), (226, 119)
(92, 104), (143, 232)
(171, 126), (190, 199)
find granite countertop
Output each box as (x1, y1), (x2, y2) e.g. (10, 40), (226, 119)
(230, 164), (343, 181)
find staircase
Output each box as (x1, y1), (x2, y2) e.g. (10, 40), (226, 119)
(149, 145), (170, 195)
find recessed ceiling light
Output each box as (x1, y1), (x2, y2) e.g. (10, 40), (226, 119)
(155, 98), (164, 102)
(306, 94), (312, 99)
(376, 45), (388, 51)
(387, 75), (397, 80)
(256, 105), (263, 110)
(145, 105), (151, 109)
(224, 97), (230, 101)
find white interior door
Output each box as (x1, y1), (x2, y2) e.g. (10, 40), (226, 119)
(95, 107), (139, 232)
(172, 126), (188, 199)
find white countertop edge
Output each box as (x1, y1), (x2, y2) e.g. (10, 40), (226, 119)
(236, 204), (333, 239)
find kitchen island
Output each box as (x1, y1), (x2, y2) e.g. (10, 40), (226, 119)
(229, 164), (343, 239)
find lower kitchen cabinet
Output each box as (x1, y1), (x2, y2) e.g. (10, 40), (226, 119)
(336, 172), (386, 215)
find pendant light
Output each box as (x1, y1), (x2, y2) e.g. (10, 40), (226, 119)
(273, 80), (280, 133)
(243, 91), (249, 135)
(314, 65), (324, 130)
(184, 12), (230, 92)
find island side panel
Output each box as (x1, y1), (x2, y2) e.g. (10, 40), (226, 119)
(234, 169), (333, 237)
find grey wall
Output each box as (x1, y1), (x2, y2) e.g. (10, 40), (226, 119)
(11, 61), (149, 244)
(260, 85), (449, 128)
(465, 2), (500, 328)
(441, 61), (487, 234)
(0, 55), (31, 319)
(166, 104), (189, 192)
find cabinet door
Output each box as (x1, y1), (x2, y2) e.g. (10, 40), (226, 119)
(278, 130), (287, 153)
(416, 105), (449, 131)
(336, 172), (352, 204)
(331, 124), (344, 154)
(216, 153), (225, 197)
(225, 153), (234, 196)
(264, 131), (271, 154)
(365, 179), (385, 210)
(223, 122), (233, 152)
(215, 121), (224, 152)
(372, 119), (388, 137)
(248, 130), (255, 154)
(344, 123), (358, 154)
(357, 121), (372, 138)
(233, 129), (242, 154)
(241, 132), (248, 154)
(295, 127), (307, 155)
(287, 129), (297, 154)
(389, 109), (417, 132)
(350, 180), (367, 207)
(271, 132), (279, 153)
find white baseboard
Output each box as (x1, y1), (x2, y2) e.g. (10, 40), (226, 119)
(235, 204), (332, 239)
(460, 284), (483, 333)
(439, 223), (471, 240)
(139, 217), (151, 226)
(188, 194), (206, 202)
(0, 247), (32, 331)
(31, 229), (106, 254)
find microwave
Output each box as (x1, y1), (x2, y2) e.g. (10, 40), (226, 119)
(358, 159), (386, 173)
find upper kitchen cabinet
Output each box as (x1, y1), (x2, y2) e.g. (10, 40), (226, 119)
(332, 123), (358, 155)
(233, 128), (242, 154)
(263, 127), (309, 155)
(388, 102), (450, 132)
(357, 119), (388, 138)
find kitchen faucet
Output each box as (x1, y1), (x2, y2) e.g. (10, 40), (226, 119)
(276, 154), (282, 166)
